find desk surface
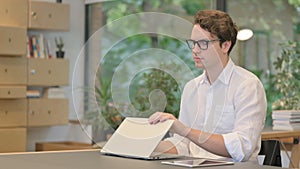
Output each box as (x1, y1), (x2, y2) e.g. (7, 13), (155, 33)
(0, 149), (281, 169)
(262, 127), (300, 139)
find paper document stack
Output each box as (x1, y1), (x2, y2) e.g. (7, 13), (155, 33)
(272, 110), (300, 131)
(43, 87), (66, 98)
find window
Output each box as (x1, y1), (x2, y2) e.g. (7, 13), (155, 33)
(228, 0), (300, 72)
(84, 0), (214, 141)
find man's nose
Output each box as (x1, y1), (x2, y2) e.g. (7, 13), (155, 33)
(192, 47), (200, 55)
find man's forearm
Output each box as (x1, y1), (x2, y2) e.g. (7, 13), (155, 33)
(154, 140), (178, 154)
(186, 128), (231, 158)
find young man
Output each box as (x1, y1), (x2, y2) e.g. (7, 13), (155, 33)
(149, 10), (267, 162)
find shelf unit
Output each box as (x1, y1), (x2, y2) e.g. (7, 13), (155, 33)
(0, 0), (70, 153)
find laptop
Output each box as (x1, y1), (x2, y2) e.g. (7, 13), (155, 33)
(101, 117), (181, 160)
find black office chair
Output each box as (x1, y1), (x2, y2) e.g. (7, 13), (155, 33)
(259, 140), (282, 167)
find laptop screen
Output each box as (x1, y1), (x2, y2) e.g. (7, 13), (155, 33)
(101, 117), (174, 158)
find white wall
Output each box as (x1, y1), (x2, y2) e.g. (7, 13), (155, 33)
(27, 0), (91, 151)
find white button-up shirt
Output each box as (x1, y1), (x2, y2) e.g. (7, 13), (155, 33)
(165, 58), (267, 162)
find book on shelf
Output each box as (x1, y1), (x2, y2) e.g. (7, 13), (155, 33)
(272, 110), (300, 119)
(273, 121), (300, 127)
(27, 34), (53, 59)
(272, 115), (300, 120)
(26, 90), (41, 98)
(272, 110), (300, 131)
(272, 110), (300, 115)
(26, 36), (32, 58)
(31, 36), (38, 58)
(38, 34), (45, 58)
(273, 118), (300, 123)
(272, 123), (300, 131)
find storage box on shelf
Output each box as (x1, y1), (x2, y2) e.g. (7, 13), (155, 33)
(0, 128), (26, 152)
(28, 98), (69, 127)
(28, 58), (69, 86)
(0, 57), (27, 85)
(0, 26), (27, 56)
(28, 1), (70, 31)
(0, 0), (28, 27)
(0, 99), (27, 128)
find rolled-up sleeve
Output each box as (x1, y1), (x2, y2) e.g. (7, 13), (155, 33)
(222, 78), (266, 162)
(223, 132), (250, 161)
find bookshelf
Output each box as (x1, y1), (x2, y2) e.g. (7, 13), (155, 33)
(0, 0), (28, 153)
(0, 0), (70, 152)
(27, 1), (70, 128)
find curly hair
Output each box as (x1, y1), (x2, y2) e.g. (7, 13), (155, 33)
(194, 10), (238, 55)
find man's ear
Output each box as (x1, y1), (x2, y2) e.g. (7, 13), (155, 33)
(221, 41), (231, 54)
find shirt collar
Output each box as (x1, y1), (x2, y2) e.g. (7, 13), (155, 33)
(199, 58), (235, 86)
(199, 72), (208, 85)
(218, 58), (234, 85)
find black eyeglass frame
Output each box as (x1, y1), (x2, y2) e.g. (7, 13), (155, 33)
(186, 39), (220, 50)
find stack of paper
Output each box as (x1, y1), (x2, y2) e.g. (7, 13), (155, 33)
(43, 87), (66, 98)
(272, 110), (300, 130)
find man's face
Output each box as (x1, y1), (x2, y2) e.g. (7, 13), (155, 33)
(190, 25), (223, 71)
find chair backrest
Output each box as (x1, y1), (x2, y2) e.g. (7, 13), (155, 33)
(259, 140), (282, 167)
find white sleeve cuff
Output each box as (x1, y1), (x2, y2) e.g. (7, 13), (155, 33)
(222, 132), (245, 162)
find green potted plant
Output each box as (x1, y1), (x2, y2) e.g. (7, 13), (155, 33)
(271, 41), (300, 130)
(55, 36), (65, 58)
(272, 41), (300, 110)
(82, 74), (124, 143)
(130, 63), (183, 118)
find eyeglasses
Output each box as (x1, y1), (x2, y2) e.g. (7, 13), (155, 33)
(186, 39), (220, 50)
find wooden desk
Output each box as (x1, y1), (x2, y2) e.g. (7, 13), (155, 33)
(262, 127), (300, 168)
(0, 149), (283, 169)
(262, 127), (300, 140)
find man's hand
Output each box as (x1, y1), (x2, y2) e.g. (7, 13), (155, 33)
(148, 112), (176, 124)
(149, 112), (191, 137)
